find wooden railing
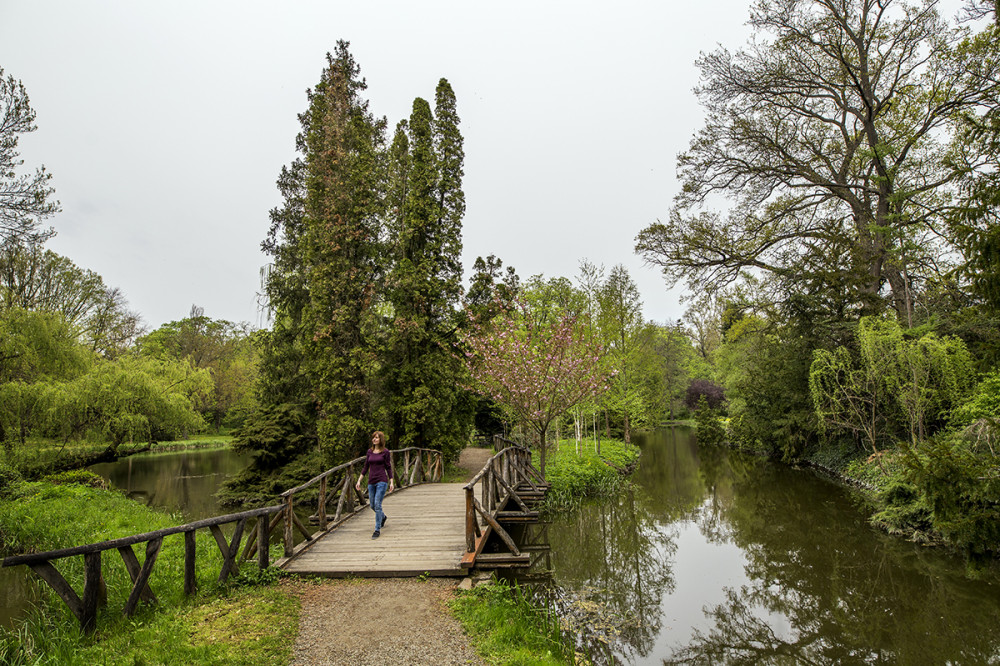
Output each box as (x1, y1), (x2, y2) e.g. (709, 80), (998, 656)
(1, 446), (444, 632)
(277, 447), (444, 559)
(0, 505), (283, 632)
(462, 436), (547, 566)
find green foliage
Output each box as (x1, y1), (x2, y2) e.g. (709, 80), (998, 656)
(538, 438), (639, 510)
(810, 317), (975, 449)
(0, 308), (91, 384)
(449, 579), (568, 666)
(0, 244), (142, 358)
(952, 369), (1000, 427)
(869, 478), (937, 544)
(231, 402), (317, 469)
(42, 469), (109, 489)
(903, 436), (1000, 560)
(694, 395), (725, 446)
(715, 314), (817, 459)
(221, 402), (319, 505)
(0, 457), (22, 498)
(1, 310), (208, 449)
(137, 308), (259, 432)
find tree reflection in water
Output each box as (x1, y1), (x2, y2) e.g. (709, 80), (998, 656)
(666, 463), (1000, 665)
(543, 429), (1000, 665)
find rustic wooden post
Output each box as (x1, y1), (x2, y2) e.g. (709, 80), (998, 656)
(318, 475), (328, 530)
(123, 538), (162, 617)
(404, 450), (411, 485)
(257, 514), (269, 570)
(184, 530), (197, 596)
(118, 544), (158, 608)
(215, 519), (246, 583)
(283, 494), (294, 557)
(81, 551), (101, 632)
(465, 487), (476, 552)
(346, 468), (357, 513)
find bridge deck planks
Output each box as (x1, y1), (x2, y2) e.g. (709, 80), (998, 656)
(280, 483), (471, 577)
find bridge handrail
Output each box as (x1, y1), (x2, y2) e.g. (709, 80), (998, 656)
(463, 435), (547, 561)
(1, 505), (283, 567)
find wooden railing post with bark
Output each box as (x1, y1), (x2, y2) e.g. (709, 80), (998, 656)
(461, 435), (548, 568)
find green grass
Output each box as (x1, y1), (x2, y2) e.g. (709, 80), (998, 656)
(0, 478), (296, 665)
(449, 579), (572, 666)
(150, 432), (234, 452)
(534, 438), (640, 510)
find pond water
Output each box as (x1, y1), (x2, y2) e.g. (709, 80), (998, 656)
(0, 446), (249, 630)
(88, 446), (250, 521)
(544, 427), (1000, 664)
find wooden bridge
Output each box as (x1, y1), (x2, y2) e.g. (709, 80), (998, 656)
(2, 439), (548, 631)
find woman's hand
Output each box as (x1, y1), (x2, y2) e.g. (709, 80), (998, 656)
(355, 480), (362, 492)
(389, 480), (395, 493)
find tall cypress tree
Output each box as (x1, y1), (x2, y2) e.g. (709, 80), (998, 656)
(385, 88), (471, 456)
(434, 79), (465, 292)
(259, 42), (387, 463)
(302, 43), (388, 461)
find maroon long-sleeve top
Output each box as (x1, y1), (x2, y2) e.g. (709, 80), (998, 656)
(361, 448), (394, 485)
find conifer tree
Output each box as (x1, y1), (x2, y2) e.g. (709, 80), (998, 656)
(302, 43), (388, 460)
(385, 89), (471, 457)
(258, 42), (387, 462)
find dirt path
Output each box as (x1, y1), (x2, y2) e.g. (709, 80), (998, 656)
(286, 447), (493, 666)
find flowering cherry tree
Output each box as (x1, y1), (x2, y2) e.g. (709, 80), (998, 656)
(463, 301), (612, 477)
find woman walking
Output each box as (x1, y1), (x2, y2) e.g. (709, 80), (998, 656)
(356, 430), (395, 539)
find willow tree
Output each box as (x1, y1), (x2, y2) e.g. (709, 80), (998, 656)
(636, 0), (1000, 323)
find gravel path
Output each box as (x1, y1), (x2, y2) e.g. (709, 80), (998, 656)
(286, 447), (493, 666)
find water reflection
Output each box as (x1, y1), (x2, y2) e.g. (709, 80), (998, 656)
(89, 447), (250, 521)
(545, 428), (1000, 665)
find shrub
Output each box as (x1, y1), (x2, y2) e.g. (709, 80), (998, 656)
(685, 379), (726, 410)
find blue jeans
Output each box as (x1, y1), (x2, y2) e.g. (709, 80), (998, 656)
(368, 481), (388, 530)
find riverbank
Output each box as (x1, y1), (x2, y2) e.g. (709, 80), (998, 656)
(713, 422), (1000, 567)
(4, 433), (234, 483)
(537, 438), (641, 510)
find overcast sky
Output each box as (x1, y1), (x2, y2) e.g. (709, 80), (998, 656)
(1, 0), (755, 331)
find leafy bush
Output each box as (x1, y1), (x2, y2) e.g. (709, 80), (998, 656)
(694, 396), (726, 446)
(903, 436), (1000, 560)
(952, 370), (1000, 428)
(685, 378), (726, 410)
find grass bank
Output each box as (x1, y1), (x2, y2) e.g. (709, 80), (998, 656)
(5, 432), (234, 481)
(534, 438), (640, 510)
(449, 578), (572, 666)
(0, 474), (296, 665)
(451, 437), (639, 665)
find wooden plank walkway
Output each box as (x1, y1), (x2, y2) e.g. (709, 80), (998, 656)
(280, 483), (469, 577)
